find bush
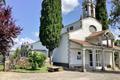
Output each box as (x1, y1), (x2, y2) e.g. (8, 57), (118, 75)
(9, 48), (21, 69)
(16, 57), (30, 69)
(28, 51), (46, 70)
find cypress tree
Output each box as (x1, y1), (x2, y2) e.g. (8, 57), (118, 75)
(96, 0), (108, 30)
(40, 0), (62, 65)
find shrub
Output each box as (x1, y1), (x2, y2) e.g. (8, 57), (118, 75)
(9, 48), (21, 69)
(16, 57), (30, 69)
(28, 51), (46, 70)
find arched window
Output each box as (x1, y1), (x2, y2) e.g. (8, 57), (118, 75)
(89, 25), (97, 32)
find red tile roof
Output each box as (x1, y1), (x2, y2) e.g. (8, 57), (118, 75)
(70, 39), (120, 50)
(70, 39), (93, 47)
(87, 31), (105, 39)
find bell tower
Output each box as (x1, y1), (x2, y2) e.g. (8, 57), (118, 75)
(82, 0), (96, 18)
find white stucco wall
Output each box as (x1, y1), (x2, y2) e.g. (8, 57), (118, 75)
(102, 40), (112, 46)
(104, 51), (113, 67)
(53, 33), (69, 63)
(69, 17), (102, 40)
(69, 41), (83, 67)
(69, 49), (82, 67)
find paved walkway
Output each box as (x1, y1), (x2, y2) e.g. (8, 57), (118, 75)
(0, 71), (120, 80)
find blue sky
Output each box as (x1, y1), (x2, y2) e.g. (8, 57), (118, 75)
(6, 0), (119, 49)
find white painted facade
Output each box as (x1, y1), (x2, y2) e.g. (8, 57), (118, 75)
(53, 33), (69, 63)
(53, 0), (120, 71)
(53, 17), (120, 71)
(69, 18), (102, 40)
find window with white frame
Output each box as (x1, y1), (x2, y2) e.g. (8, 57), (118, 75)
(96, 53), (101, 66)
(77, 52), (81, 60)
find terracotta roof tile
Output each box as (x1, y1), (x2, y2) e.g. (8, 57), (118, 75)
(70, 39), (93, 46)
(87, 31), (105, 39)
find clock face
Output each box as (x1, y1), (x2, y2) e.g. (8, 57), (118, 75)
(89, 25), (97, 32)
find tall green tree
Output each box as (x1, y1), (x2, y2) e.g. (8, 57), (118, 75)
(110, 0), (120, 26)
(40, 0), (62, 65)
(96, 0), (108, 30)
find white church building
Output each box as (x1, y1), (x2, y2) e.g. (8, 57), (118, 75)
(53, 0), (120, 72)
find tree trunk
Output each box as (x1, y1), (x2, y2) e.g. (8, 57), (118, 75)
(3, 54), (6, 71)
(48, 50), (53, 66)
(2, 53), (9, 71)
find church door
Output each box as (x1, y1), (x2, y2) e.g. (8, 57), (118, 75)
(89, 54), (93, 66)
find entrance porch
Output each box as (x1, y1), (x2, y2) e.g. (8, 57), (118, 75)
(69, 47), (120, 72)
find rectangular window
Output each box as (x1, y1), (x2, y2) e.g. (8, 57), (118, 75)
(70, 26), (73, 30)
(77, 52), (81, 60)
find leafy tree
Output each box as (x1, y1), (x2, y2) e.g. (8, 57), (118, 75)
(20, 42), (30, 57)
(28, 51), (46, 70)
(40, 0), (62, 65)
(96, 0), (108, 30)
(114, 40), (120, 46)
(0, 5), (22, 71)
(13, 48), (20, 59)
(110, 0), (120, 26)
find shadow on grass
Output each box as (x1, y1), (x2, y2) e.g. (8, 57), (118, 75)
(11, 66), (48, 73)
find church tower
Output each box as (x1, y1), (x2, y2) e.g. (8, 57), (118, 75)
(82, 0), (96, 18)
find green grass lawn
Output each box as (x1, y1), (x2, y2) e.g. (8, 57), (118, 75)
(0, 64), (3, 71)
(0, 64), (48, 73)
(12, 66), (48, 73)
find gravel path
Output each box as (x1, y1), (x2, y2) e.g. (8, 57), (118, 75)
(0, 71), (120, 80)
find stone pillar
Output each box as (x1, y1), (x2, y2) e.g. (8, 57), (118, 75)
(119, 53), (120, 69)
(112, 51), (115, 70)
(101, 50), (105, 71)
(93, 4), (96, 18)
(92, 49), (96, 70)
(111, 39), (114, 47)
(82, 49), (86, 72)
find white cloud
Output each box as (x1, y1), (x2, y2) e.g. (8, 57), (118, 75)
(34, 32), (39, 37)
(11, 37), (35, 51)
(62, 0), (80, 14)
(110, 26), (120, 40)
